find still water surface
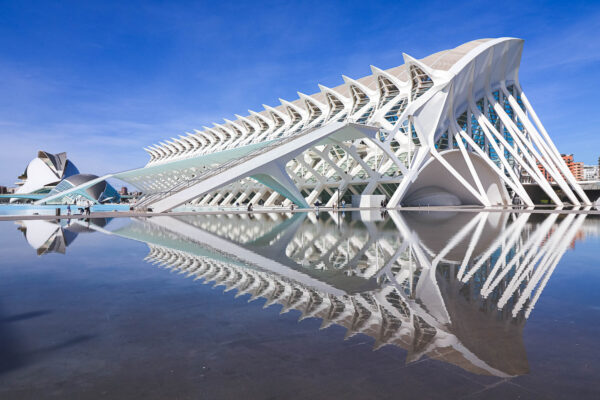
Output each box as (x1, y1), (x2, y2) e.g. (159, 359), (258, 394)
(0, 210), (599, 399)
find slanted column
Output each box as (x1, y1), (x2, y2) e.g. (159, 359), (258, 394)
(235, 188), (254, 205)
(248, 188), (267, 205)
(198, 192), (215, 206)
(263, 191), (280, 206)
(221, 190), (238, 206)
(209, 191), (225, 206)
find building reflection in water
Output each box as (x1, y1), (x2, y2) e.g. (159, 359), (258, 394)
(16, 218), (111, 255)
(14, 211), (593, 377)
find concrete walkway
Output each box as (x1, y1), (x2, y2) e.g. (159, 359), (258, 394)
(0, 205), (598, 222)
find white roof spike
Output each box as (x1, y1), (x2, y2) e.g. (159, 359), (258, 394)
(279, 98), (298, 108)
(201, 127), (219, 140)
(371, 65), (409, 87)
(402, 53), (450, 83)
(183, 134), (201, 147)
(179, 134), (192, 144)
(342, 75), (377, 96)
(263, 104), (290, 120)
(235, 114), (259, 128)
(211, 124), (230, 138)
(403, 53), (434, 74)
(160, 142), (174, 155)
(190, 133), (206, 145)
(248, 109), (274, 129)
(402, 52), (416, 63)
(220, 123), (237, 135)
(194, 131), (210, 144)
(318, 83), (352, 104)
(170, 139), (185, 151)
(370, 65), (384, 74)
(211, 125), (229, 140)
(247, 109), (263, 119)
(298, 91), (327, 110)
(223, 118), (236, 126)
(278, 98), (299, 112)
(279, 98), (307, 113)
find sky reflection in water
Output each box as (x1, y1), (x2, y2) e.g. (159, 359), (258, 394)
(1, 210), (600, 399)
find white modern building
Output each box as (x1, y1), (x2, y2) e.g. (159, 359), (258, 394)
(583, 165), (599, 181)
(14, 151), (80, 197)
(8, 151), (121, 205)
(37, 37), (591, 210)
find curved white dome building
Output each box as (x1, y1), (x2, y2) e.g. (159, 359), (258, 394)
(12, 152), (121, 205)
(15, 151), (79, 196)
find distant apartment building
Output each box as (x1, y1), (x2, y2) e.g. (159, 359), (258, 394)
(538, 154), (584, 182)
(583, 165), (599, 181)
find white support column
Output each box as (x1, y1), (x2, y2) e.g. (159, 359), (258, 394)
(519, 91), (590, 204)
(492, 92), (579, 205)
(388, 147), (430, 207)
(249, 188), (267, 205)
(263, 191), (280, 206)
(503, 87), (589, 204)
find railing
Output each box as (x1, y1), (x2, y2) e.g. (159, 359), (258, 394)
(135, 119), (369, 209)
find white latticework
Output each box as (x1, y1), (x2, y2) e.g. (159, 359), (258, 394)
(115, 37), (589, 210)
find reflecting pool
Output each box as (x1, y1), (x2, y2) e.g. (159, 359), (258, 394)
(1, 210), (599, 399)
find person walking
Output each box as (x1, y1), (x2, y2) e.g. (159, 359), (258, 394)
(67, 204), (71, 216)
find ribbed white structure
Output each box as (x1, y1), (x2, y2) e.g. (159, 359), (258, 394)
(112, 38), (592, 209)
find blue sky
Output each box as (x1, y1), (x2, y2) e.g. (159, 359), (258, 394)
(1, 0), (599, 187)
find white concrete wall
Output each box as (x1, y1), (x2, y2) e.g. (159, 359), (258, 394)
(351, 195), (386, 208)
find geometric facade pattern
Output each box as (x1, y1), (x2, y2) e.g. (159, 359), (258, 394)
(114, 37), (590, 210)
